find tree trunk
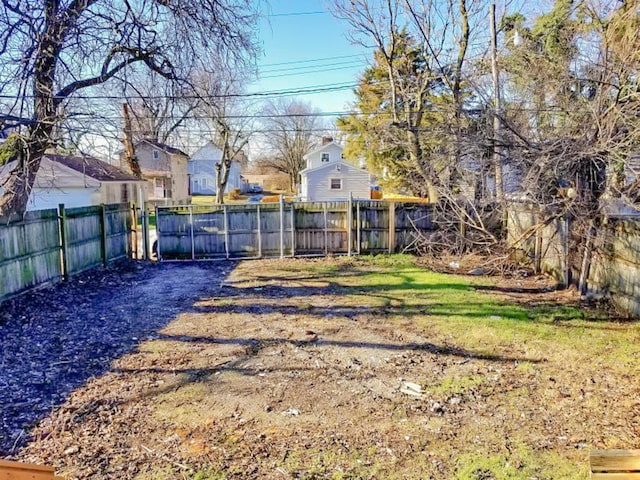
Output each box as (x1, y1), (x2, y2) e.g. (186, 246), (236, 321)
(0, 6), (61, 216)
(122, 103), (143, 178)
(215, 132), (232, 204)
(407, 127), (439, 202)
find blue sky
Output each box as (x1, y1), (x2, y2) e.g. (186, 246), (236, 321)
(250, 1), (373, 115)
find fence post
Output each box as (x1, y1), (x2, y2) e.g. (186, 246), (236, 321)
(58, 203), (69, 280)
(356, 201), (361, 255)
(290, 203), (295, 257)
(129, 201), (137, 260)
(347, 194), (353, 256)
(142, 202), (150, 261)
(279, 195), (285, 259)
(388, 202), (396, 254)
(223, 204), (230, 259)
(99, 204), (108, 266)
(323, 202), (329, 256)
(257, 204), (262, 258)
(534, 227), (542, 274)
(189, 205), (195, 260)
(155, 204), (162, 261)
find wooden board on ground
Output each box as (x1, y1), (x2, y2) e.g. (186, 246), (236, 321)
(590, 449), (640, 479)
(0, 459), (65, 480)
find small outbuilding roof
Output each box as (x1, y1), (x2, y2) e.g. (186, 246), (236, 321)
(48, 154), (143, 182)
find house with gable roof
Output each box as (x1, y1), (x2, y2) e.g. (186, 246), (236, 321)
(0, 154), (145, 211)
(299, 137), (371, 201)
(188, 141), (246, 195)
(119, 139), (190, 204)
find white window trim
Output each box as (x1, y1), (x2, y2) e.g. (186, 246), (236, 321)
(321, 153), (330, 162)
(330, 178), (342, 190)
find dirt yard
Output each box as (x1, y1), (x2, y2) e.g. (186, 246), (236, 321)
(1, 255), (639, 479)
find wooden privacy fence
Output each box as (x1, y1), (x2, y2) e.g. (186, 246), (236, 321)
(0, 203), (134, 303)
(155, 200), (434, 260)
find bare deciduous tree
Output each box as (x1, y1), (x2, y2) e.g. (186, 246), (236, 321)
(260, 98), (321, 193)
(193, 72), (254, 204)
(0, 0), (260, 215)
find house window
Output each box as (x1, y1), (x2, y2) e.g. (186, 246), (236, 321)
(153, 150), (159, 160)
(330, 178), (342, 190)
(321, 153), (330, 163)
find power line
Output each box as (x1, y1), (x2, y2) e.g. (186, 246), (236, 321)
(0, 81), (363, 101)
(259, 59), (367, 75)
(259, 64), (366, 80)
(267, 10), (327, 17)
(258, 54), (366, 68)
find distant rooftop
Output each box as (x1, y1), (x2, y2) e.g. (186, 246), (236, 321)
(47, 154), (142, 182)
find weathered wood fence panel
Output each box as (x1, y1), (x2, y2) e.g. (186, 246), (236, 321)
(0, 203), (133, 303)
(507, 203), (570, 285)
(63, 204), (132, 275)
(156, 200), (434, 260)
(0, 209), (61, 301)
(507, 202), (640, 317)
(64, 205), (103, 275)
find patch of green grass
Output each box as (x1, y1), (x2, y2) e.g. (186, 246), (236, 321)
(428, 374), (485, 398)
(454, 443), (586, 479)
(191, 469), (227, 480)
(137, 213), (157, 229)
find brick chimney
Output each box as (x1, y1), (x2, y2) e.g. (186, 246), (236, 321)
(322, 136), (333, 145)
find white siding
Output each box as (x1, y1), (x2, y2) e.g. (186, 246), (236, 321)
(27, 187), (100, 211)
(304, 143), (344, 170)
(188, 142), (243, 195)
(302, 162), (371, 202)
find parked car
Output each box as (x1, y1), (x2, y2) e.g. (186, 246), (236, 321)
(248, 184), (263, 193)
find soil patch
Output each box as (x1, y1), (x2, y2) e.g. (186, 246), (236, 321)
(2, 256), (639, 479)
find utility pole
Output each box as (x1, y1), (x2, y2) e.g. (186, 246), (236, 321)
(490, 3), (504, 203)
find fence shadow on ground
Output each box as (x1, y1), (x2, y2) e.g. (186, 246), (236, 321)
(0, 261), (234, 456)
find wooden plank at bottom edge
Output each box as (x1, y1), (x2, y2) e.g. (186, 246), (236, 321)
(591, 450), (640, 472)
(591, 474), (640, 480)
(0, 459), (63, 480)
(0, 472), (63, 480)
(0, 460), (54, 472)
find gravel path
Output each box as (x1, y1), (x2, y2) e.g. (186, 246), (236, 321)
(0, 260), (234, 455)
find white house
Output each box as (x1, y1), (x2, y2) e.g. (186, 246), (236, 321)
(188, 141), (245, 195)
(299, 138), (371, 202)
(0, 154), (145, 211)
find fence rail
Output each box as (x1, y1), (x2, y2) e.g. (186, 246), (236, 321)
(0, 203), (133, 303)
(156, 200), (434, 260)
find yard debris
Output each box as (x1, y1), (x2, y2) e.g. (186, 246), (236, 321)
(281, 408), (301, 416)
(400, 381), (424, 397)
(467, 268), (485, 276)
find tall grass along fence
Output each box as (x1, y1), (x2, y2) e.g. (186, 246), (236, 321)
(155, 200), (434, 260)
(0, 203), (134, 303)
(507, 202), (640, 317)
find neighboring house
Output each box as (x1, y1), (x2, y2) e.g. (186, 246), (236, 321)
(188, 141), (246, 195)
(299, 138), (371, 202)
(0, 154), (145, 211)
(120, 139), (190, 204)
